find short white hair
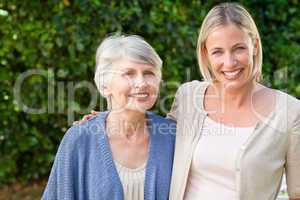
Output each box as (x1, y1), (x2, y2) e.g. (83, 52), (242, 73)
(94, 34), (162, 97)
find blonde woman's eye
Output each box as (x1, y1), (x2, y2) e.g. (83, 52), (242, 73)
(236, 46), (246, 51)
(212, 51), (221, 55)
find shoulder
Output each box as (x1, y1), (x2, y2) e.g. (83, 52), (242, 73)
(172, 81), (208, 113)
(274, 89), (300, 116)
(259, 88), (300, 134)
(253, 84), (300, 128)
(275, 90), (300, 130)
(177, 80), (209, 95)
(59, 112), (108, 150)
(253, 84), (300, 115)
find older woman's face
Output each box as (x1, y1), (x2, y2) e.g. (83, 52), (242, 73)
(205, 24), (256, 89)
(105, 59), (160, 112)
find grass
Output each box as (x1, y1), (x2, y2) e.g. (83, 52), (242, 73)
(0, 179), (46, 200)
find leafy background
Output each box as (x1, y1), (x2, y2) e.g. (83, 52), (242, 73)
(0, 0), (299, 198)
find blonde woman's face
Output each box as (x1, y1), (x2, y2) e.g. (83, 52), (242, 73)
(205, 24), (256, 90)
(105, 59), (160, 113)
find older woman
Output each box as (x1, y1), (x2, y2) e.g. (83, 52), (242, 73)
(168, 3), (300, 200)
(42, 35), (175, 200)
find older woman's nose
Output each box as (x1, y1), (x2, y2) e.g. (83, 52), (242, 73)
(133, 74), (147, 88)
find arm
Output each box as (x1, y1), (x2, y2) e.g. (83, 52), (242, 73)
(42, 126), (80, 200)
(286, 116), (300, 200)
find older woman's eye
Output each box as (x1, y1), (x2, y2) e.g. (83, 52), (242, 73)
(123, 71), (135, 76)
(144, 71), (155, 76)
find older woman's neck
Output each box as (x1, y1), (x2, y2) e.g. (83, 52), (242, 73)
(106, 110), (147, 140)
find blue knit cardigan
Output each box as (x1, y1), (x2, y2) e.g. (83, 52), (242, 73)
(42, 112), (176, 200)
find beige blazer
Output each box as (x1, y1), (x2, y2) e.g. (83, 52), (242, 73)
(167, 80), (300, 200)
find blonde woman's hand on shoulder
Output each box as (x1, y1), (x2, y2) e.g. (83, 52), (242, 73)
(73, 110), (99, 125)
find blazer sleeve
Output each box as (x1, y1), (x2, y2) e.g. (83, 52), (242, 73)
(286, 115), (300, 199)
(41, 125), (81, 200)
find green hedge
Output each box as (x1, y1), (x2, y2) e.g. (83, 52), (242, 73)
(0, 0), (299, 186)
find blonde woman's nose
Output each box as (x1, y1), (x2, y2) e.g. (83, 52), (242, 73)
(224, 53), (237, 68)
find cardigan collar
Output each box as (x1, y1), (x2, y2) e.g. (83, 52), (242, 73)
(94, 111), (159, 200)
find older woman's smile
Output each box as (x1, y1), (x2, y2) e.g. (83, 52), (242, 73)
(129, 92), (149, 98)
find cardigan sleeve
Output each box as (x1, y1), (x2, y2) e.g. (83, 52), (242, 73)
(286, 114), (300, 199)
(41, 125), (82, 200)
(166, 85), (183, 122)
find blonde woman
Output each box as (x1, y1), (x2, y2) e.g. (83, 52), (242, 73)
(168, 3), (300, 200)
(42, 35), (176, 200)
(76, 3), (300, 200)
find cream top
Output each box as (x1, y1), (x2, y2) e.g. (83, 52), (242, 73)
(115, 161), (146, 200)
(184, 117), (254, 200)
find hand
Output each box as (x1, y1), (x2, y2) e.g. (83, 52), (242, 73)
(73, 110), (99, 125)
